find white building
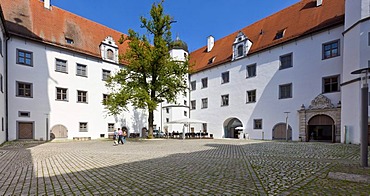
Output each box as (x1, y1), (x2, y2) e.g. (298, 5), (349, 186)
(188, 0), (369, 144)
(0, 0), (369, 145)
(0, 6), (7, 144)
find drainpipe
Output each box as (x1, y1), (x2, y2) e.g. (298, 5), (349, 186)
(5, 35), (9, 141)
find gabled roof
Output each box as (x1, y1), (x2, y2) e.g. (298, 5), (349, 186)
(0, 0), (129, 62)
(189, 0), (345, 73)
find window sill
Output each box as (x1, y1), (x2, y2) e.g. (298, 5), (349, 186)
(16, 95), (33, 98)
(16, 63), (33, 67)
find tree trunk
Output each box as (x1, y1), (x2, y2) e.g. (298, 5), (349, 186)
(148, 109), (154, 139)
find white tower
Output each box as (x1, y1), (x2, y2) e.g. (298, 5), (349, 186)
(341, 0), (370, 144)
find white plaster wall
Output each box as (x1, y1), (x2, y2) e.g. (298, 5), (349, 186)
(0, 23), (6, 144)
(7, 37), (149, 140)
(190, 27), (343, 140)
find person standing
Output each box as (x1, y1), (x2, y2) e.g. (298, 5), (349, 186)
(122, 127), (128, 144)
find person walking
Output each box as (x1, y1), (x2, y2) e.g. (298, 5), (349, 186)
(122, 127), (128, 144)
(113, 129), (118, 145)
(117, 128), (123, 145)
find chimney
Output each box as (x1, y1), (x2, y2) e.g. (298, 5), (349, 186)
(44, 0), (51, 9)
(207, 35), (214, 52)
(316, 0), (322, 6)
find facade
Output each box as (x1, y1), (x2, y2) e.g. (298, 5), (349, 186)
(0, 0), (368, 145)
(0, 6), (7, 144)
(188, 0), (369, 144)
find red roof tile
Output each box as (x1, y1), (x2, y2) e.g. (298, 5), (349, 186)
(0, 0), (129, 62)
(189, 0), (345, 73)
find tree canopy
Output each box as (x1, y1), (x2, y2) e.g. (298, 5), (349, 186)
(104, 0), (189, 138)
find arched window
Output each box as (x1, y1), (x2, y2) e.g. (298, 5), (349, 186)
(237, 45), (244, 57)
(107, 49), (114, 60)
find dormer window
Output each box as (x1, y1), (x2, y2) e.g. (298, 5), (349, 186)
(232, 31), (253, 61)
(208, 56), (216, 64)
(275, 29), (286, 40)
(65, 38), (74, 44)
(100, 36), (119, 64)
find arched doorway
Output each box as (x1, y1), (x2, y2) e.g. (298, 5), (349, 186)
(272, 123), (292, 140)
(50, 124), (68, 139)
(223, 118), (243, 138)
(308, 115), (334, 142)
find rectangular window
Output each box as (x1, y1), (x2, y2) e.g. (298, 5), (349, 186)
(201, 77), (208, 88)
(0, 74), (3, 93)
(166, 118), (169, 123)
(76, 63), (87, 77)
(246, 64), (256, 78)
(184, 111), (187, 117)
(108, 123), (115, 132)
(202, 123), (207, 132)
(254, 119), (262, 129)
(201, 98), (208, 109)
(221, 71), (229, 84)
(16, 49), (33, 66)
(56, 87), (68, 101)
(184, 100), (187, 106)
(279, 83), (292, 99)
(323, 40), (340, 59)
(323, 75), (340, 93)
(221, 94), (229, 106)
(79, 122), (88, 132)
(77, 90), (88, 103)
(190, 81), (196, 91)
(280, 53), (292, 69)
(102, 69), (111, 81)
(16, 81), (32, 98)
(246, 90), (256, 103)
(191, 100), (196, 110)
(18, 111), (30, 117)
(55, 59), (67, 73)
(102, 94), (108, 104)
(1, 117), (3, 131)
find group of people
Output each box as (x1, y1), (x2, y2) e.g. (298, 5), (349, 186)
(113, 127), (128, 145)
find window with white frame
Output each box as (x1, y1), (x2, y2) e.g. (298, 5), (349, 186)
(201, 77), (208, 88)
(108, 123), (115, 132)
(191, 100), (196, 110)
(102, 69), (111, 81)
(254, 119), (262, 129)
(77, 90), (88, 103)
(184, 111), (187, 117)
(79, 122), (88, 132)
(17, 49), (33, 66)
(103, 94), (108, 104)
(201, 98), (208, 109)
(76, 63), (87, 77)
(246, 90), (256, 103)
(323, 40), (340, 59)
(323, 75), (339, 93)
(16, 81), (32, 98)
(55, 59), (67, 73)
(221, 94), (229, 106)
(166, 108), (169, 113)
(279, 83), (292, 99)
(280, 53), (292, 70)
(190, 81), (196, 91)
(221, 71), (229, 84)
(56, 87), (68, 101)
(246, 64), (256, 78)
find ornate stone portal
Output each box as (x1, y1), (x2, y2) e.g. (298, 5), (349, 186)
(298, 94), (341, 142)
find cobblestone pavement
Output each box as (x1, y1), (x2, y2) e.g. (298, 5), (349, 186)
(0, 139), (369, 195)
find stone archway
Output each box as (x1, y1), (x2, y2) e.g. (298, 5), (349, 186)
(223, 118), (243, 138)
(272, 123), (292, 140)
(298, 94), (341, 142)
(50, 124), (68, 139)
(308, 115), (334, 142)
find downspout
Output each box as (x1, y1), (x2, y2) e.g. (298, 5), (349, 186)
(5, 35), (9, 141)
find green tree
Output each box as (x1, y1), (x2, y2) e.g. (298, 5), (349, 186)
(104, 1), (189, 138)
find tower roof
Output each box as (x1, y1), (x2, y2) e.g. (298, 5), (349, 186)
(169, 36), (188, 52)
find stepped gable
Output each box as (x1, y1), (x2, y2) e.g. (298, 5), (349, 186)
(189, 0), (345, 73)
(0, 0), (129, 62)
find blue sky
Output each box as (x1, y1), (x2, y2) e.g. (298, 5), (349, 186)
(52, 0), (299, 52)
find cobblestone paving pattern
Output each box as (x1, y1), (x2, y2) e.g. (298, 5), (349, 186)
(0, 139), (369, 195)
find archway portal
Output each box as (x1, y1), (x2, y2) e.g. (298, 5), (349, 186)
(308, 115), (334, 142)
(223, 118), (243, 138)
(50, 124), (68, 139)
(272, 123), (292, 140)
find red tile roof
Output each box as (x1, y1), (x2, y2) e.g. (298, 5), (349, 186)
(0, 0), (129, 62)
(189, 0), (345, 73)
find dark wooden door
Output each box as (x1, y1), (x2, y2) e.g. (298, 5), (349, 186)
(18, 122), (33, 139)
